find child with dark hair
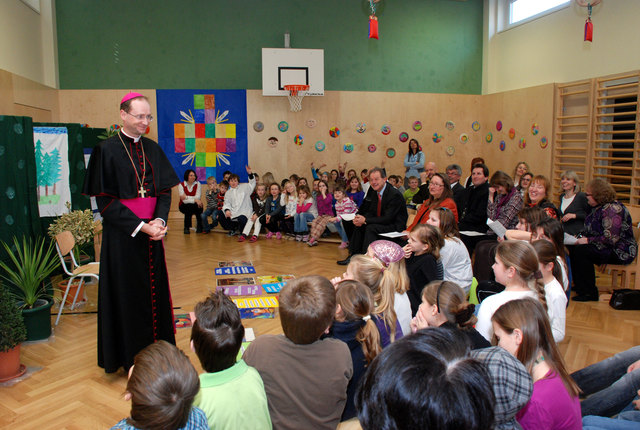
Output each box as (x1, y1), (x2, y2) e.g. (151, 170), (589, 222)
(330, 280), (382, 421)
(355, 326), (495, 430)
(112, 340), (208, 430)
(411, 280), (490, 350)
(220, 166), (256, 236)
(243, 276), (353, 430)
(190, 291), (271, 429)
(402, 223), (445, 315)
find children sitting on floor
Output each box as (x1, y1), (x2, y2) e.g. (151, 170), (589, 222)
(220, 166), (256, 236)
(111, 340), (208, 430)
(308, 185), (358, 248)
(238, 182), (268, 243)
(243, 276), (353, 430)
(201, 176), (219, 234)
(190, 291), (271, 429)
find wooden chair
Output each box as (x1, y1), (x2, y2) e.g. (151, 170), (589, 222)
(54, 231), (100, 325)
(599, 206), (640, 291)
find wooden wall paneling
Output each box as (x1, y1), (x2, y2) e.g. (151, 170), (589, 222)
(0, 69), (14, 114)
(11, 73), (59, 120)
(479, 85), (554, 185)
(57, 89), (158, 140)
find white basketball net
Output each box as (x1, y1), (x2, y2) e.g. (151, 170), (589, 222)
(285, 86), (308, 112)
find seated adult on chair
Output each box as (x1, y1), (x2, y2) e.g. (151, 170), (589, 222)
(568, 178), (637, 302)
(459, 163), (490, 254)
(338, 167), (407, 265)
(178, 169), (204, 234)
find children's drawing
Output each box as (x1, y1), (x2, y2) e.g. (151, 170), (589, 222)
(34, 127), (70, 217)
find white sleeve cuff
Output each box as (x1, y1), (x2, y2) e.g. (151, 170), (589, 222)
(132, 221), (144, 237)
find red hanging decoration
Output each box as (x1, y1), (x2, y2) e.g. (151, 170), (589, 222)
(584, 17), (593, 42)
(369, 15), (379, 39)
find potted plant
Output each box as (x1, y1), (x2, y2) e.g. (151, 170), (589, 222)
(0, 236), (60, 341)
(0, 284), (27, 382)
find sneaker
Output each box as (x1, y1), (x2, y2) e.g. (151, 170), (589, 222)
(237, 234), (246, 242)
(275, 232), (282, 240)
(249, 235), (258, 243)
(265, 231), (274, 239)
(295, 235), (302, 241)
(302, 235), (309, 242)
(339, 241), (349, 249)
(184, 228), (190, 234)
(307, 239), (318, 247)
(227, 230), (238, 237)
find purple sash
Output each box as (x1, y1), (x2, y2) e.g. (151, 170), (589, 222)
(121, 197), (157, 219)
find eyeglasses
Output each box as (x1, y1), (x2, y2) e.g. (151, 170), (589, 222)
(126, 112), (154, 122)
(429, 182), (445, 188)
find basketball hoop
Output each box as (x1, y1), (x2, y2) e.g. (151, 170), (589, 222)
(283, 84), (309, 112)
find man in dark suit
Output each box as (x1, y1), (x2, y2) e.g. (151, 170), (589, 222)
(447, 163), (465, 214)
(459, 163), (490, 254)
(338, 167), (408, 265)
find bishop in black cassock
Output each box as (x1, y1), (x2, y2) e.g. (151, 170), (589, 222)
(83, 94), (179, 373)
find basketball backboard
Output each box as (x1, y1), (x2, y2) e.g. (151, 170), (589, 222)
(262, 48), (324, 96)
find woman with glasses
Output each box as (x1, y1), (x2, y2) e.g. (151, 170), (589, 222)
(567, 179), (637, 302)
(405, 173), (458, 232)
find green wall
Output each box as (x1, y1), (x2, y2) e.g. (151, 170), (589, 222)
(56, 0), (483, 94)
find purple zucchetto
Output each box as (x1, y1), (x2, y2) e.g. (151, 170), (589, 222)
(120, 92), (145, 105)
(368, 240), (404, 266)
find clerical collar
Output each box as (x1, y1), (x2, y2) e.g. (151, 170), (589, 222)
(121, 129), (141, 143)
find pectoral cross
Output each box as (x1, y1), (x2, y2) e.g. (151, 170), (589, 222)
(138, 186), (147, 198)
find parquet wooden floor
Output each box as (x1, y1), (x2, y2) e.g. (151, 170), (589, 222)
(1, 219), (639, 429)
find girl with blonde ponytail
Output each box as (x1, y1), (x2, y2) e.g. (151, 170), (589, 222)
(332, 253), (402, 347)
(475, 241), (546, 342)
(330, 280), (382, 421)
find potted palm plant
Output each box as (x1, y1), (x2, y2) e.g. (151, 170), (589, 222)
(0, 283), (27, 382)
(0, 236), (60, 341)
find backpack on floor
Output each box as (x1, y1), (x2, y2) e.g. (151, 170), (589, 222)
(609, 289), (640, 310)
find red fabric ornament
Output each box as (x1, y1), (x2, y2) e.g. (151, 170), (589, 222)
(369, 15), (378, 39)
(584, 18), (593, 42)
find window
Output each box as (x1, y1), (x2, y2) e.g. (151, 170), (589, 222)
(511, 0), (570, 24)
(497, 0), (570, 32)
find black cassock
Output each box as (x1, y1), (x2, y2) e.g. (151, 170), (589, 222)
(83, 133), (179, 373)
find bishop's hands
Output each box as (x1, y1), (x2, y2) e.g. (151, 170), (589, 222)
(143, 219), (167, 241)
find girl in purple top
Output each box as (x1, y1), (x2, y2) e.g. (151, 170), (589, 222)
(492, 298), (581, 430)
(346, 177), (365, 207)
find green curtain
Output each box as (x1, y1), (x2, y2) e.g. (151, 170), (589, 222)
(0, 116), (42, 256)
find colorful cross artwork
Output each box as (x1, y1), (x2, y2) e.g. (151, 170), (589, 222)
(157, 90), (248, 182)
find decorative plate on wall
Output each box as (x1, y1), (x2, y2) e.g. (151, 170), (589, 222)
(432, 133), (443, 143)
(496, 121), (503, 131)
(294, 134), (304, 146)
(306, 119), (318, 128)
(356, 122), (366, 133)
(531, 123), (539, 135)
(509, 128), (516, 139)
(253, 121), (264, 132)
(315, 140), (325, 151)
(485, 132), (493, 143)
(368, 144), (377, 153)
(343, 143), (354, 153)
(499, 140), (506, 151)
(399, 132), (409, 142)
(446, 146), (455, 156)
(329, 127), (340, 137)
(459, 133), (469, 144)
(381, 125), (391, 135)
(278, 121), (289, 132)
(386, 148), (396, 158)
(540, 137), (548, 148)
(268, 136), (278, 148)
(445, 120), (455, 131)
(472, 121), (481, 131)
(413, 121), (422, 131)
(519, 138), (526, 149)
